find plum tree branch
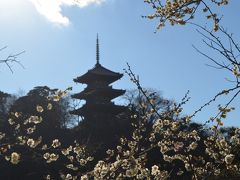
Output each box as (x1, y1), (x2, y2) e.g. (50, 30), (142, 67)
(0, 46), (25, 73)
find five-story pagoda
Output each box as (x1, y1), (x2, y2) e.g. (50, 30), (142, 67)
(71, 37), (126, 141)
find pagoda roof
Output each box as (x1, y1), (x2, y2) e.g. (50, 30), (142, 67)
(74, 63), (123, 84)
(72, 87), (125, 100)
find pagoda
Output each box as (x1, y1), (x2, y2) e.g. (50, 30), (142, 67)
(71, 36), (126, 127)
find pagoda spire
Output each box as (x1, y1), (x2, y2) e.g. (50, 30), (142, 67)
(96, 34), (100, 65)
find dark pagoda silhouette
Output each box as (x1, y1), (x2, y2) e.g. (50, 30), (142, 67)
(71, 36), (129, 147)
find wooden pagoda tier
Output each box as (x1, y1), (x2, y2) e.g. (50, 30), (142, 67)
(71, 86), (125, 100)
(73, 63), (123, 85)
(70, 36), (126, 118)
(70, 103), (126, 117)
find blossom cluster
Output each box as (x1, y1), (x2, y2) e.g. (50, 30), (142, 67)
(1, 86), (240, 179)
(144, 0), (229, 31)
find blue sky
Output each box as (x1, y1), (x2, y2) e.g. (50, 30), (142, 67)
(0, 0), (239, 126)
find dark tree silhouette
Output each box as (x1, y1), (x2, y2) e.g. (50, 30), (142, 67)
(8, 86), (72, 139)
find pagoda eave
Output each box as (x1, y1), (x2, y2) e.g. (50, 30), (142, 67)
(73, 63), (123, 84)
(74, 74), (123, 84)
(72, 89), (126, 100)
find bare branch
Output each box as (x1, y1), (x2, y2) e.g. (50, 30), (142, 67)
(0, 46), (25, 73)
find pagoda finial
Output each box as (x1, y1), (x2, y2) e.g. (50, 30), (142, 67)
(96, 34), (100, 65)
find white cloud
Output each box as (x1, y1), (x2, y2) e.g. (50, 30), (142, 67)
(29, 0), (104, 26)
